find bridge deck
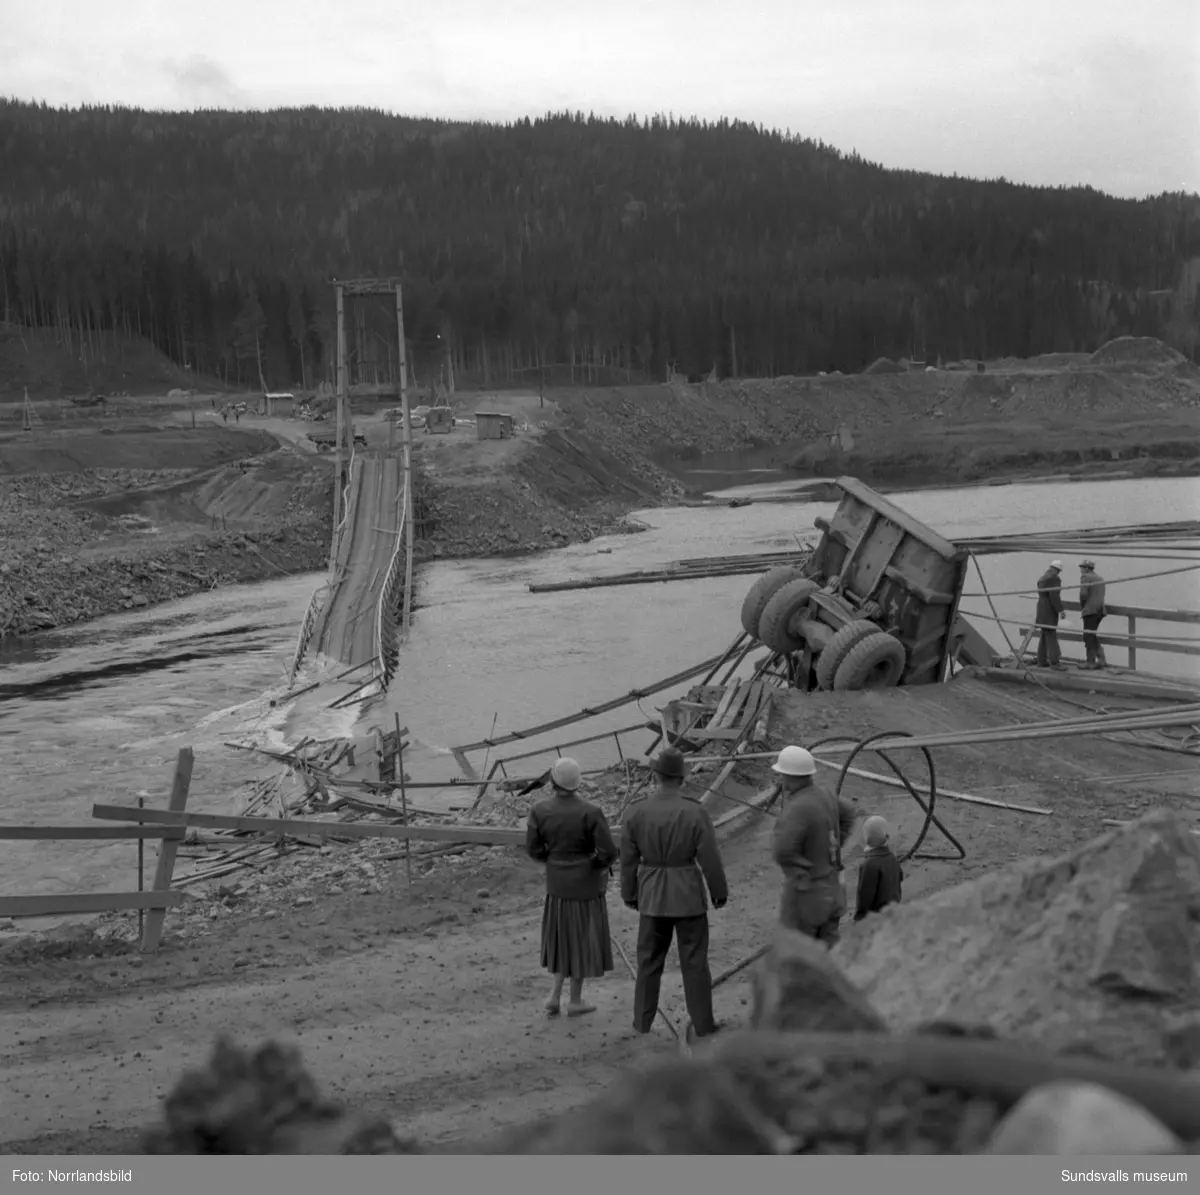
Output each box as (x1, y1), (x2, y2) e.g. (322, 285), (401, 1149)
(310, 451), (405, 670)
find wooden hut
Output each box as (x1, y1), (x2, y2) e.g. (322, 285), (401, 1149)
(426, 406), (455, 434)
(262, 392), (295, 416)
(475, 412), (515, 440)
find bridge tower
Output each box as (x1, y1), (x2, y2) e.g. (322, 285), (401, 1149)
(330, 277), (414, 633)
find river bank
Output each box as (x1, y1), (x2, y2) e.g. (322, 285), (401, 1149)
(0, 438), (332, 640)
(5, 337), (1200, 638)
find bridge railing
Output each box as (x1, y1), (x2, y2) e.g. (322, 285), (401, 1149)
(288, 441), (360, 684)
(330, 439), (359, 565)
(288, 580), (330, 685)
(373, 468), (411, 692)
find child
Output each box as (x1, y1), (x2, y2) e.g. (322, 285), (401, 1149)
(854, 816), (903, 921)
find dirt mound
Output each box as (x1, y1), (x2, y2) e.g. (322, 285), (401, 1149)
(0, 427), (278, 475)
(1090, 337), (1190, 368)
(190, 453), (332, 525)
(995, 353), (1091, 370)
(0, 324), (199, 402)
(833, 810), (1200, 1063)
(863, 357), (905, 375)
(519, 429), (664, 508)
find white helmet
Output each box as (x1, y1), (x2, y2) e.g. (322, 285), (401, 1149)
(771, 745), (817, 777)
(550, 757), (582, 791)
(1050, 559), (1063, 571)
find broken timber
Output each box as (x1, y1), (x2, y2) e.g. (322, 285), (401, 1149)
(93, 804), (526, 847)
(449, 643), (743, 777)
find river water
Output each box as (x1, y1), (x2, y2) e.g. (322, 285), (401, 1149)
(3, 475), (1198, 909)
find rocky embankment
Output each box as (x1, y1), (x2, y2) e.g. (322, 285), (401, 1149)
(412, 428), (675, 559)
(552, 338), (1200, 488)
(0, 467), (331, 638)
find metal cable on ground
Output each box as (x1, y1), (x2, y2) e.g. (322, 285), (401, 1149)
(811, 732), (966, 863)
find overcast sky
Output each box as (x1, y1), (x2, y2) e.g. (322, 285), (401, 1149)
(4, 0), (1198, 199)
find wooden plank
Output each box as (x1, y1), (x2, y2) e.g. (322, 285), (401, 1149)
(140, 748), (193, 953)
(1059, 600), (1200, 625)
(0, 891), (185, 918)
(689, 727), (754, 741)
(708, 682), (744, 730)
(92, 803), (527, 846)
(715, 683), (752, 730)
(741, 680), (767, 724)
(0, 825), (186, 841)
(1017, 626), (1200, 658)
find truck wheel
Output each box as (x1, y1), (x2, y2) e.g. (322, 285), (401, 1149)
(740, 565), (809, 640)
(814, 619), (881, 691)
(758, 579), (821, 655)
(833, 631), (907, 691)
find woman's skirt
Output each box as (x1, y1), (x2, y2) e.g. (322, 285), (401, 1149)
(540, 894), (614, 979)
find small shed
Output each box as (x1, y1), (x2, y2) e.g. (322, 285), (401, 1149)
(426, 406), (455, 434)
(475, 411), (515, 441)
(262, 392), (295, 416)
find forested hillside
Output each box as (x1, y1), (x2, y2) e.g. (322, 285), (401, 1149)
(2, 100), (1198, 391)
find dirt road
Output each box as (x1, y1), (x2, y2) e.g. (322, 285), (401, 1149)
(0, 819), (780, 1154)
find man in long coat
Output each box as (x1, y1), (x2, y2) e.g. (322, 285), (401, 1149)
(620, 747), (728, 1043)
(1078, 560), (1108, 670)
(1035, 559), (1066, 669)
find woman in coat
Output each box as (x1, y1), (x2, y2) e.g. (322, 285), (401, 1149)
(525, 757), (617, 1017)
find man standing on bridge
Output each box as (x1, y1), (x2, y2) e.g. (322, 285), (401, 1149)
(1035, 559), (1066, 669)
(769, 745), (858, 947)
(1079, 560), (1108, 670)
(620, 747), (728, 1045)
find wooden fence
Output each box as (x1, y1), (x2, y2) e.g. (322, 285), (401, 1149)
(0, 748), (195, 951)
(1020, 601), (1200, 670)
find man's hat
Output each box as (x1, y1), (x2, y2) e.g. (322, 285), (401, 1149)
(1081, 560), (1096, 570)
(652, 747), (687, 780)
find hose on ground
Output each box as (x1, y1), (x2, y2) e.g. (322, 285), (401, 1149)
(808, 731), (966, 863)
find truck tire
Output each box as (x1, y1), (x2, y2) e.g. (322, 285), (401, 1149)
(758, 579), (822, 655)
(814, 619), (881, 691)
(740, 565), (810, 639)
(833, 631), (907, 691)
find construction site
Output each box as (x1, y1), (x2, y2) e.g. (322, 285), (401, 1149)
(4, 276), (1200, 1154)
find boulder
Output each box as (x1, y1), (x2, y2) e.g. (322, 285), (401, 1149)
(833, 812), (1200, 1062)
(1162, 1014), (1200, 1071)
(986, 1082), (1182, 1155)
(750, 929), (890, 1035)
(490, 1055), (791, 1154)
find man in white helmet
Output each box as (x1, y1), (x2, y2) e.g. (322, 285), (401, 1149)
(769, 744), (858, 946)
(1035, 559), (1067, 670)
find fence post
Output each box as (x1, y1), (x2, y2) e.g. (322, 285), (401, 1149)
(1127, 614), (1137, 671)
(137, 796), (145, 941)
(140, 748), (194, 953)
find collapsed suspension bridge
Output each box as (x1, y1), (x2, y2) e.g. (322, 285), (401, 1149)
(290, 277), (416, 695)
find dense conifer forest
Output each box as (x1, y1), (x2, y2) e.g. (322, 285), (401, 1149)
(1, 99), (1198, 389)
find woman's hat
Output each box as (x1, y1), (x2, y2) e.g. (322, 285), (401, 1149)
(550, 757), (582, 792)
